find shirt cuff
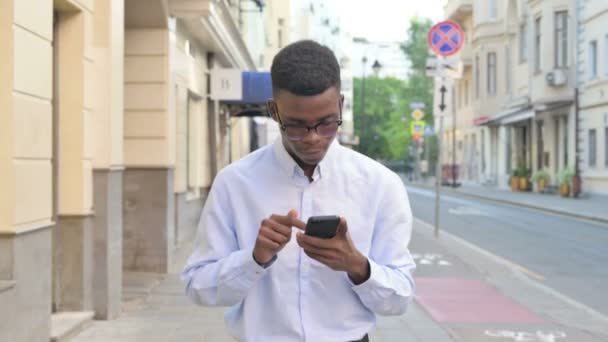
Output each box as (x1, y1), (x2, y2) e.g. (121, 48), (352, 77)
(348, 258), (387, 294)
(227, 249), (273, 289)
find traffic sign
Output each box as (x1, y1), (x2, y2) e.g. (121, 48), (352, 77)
(428, 21), (464, 57)
(410, 120), (426, 135)
(410, 102), (425, 110)
(424, 125), (435, 136)
(412, 109), (425, 121)
(426, 57), (464, 79)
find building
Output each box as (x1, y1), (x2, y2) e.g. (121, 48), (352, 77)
(576, 0), (608, 193)
(439, 0), (586, 192)
(0, 0), (284, 340)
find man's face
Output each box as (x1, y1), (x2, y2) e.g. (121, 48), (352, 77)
(270, 87), (343, 167)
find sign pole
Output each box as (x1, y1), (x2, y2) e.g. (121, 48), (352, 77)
(427, 21), (464, 238)
(435, 114), (443, 238)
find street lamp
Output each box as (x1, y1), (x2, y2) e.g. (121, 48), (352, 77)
(372, 59), (382, 77)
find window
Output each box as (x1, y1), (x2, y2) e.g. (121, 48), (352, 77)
(534, 17), (542, 72)
(464, 80), (469, 105)
(489, 0), (497, 19)
(506, 46), (512, 95)
(590, 40), (598, 79)
(487, 52), (497, 96)
(589, 129), (597, 167)
(554, 11), (568, 68)
(520, 22), (528, 62)
(475, 55), (480, 98)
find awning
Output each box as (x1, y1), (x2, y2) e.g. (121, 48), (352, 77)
(480, 106), (534, 126)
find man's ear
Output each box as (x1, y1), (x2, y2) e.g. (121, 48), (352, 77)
(267, 100), (279, 122)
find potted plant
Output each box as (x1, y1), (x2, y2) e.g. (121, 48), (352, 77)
(557, 168), (574, 197)
(519, 168), (530, 191)
(510, 169), (520, 191)
(531, 169), (551, 192)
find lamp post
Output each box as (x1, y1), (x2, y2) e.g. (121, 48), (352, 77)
(361, 57), (367, 115)
(372, 59), (382, 77)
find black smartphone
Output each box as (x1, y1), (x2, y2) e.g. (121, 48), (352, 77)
(305, 215), (340, 239)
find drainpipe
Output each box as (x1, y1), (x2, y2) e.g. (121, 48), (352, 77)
(572, 0), (582, 197)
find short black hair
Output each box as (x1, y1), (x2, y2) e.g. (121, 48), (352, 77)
(270, 40), (341, 96)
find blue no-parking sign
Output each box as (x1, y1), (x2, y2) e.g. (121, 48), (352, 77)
(428, 21), (464, 57)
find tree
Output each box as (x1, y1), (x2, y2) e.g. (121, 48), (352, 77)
(351, 16), (437, 169)
(401, 17), (438, 175)
(353, 77), (412, 162)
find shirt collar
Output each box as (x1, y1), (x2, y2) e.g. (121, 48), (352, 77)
(272, 137), (340, 181)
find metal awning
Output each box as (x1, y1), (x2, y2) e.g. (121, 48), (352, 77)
(216, 71), (273, 117)
(481, 106), (534, 126)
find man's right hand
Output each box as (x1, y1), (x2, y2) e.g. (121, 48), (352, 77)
(253, 209), (305, 265)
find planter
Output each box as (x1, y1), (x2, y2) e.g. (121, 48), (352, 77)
(559, 184), (570, 197)
(519, 178), (529, 191)
(537, 179), (546, 192)
(511, 177), (520, 191)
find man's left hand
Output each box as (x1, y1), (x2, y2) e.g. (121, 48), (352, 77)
(296, 217), (370, 285)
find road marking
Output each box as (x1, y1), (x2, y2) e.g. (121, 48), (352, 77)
(412, 253), (452, 266)
(448, 206), (489, 216)
(484, 330), (566, 342)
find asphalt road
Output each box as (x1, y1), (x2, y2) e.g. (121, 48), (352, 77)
(405, 185), (608, 318)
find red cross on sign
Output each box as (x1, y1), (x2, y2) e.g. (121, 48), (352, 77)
(428, 21), (464, 57)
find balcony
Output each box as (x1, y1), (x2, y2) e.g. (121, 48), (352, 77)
(444, 0), (473, 22)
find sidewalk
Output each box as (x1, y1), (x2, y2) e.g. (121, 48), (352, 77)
(402, 175), (608, 225)
(71, 232), (454, 342)
(71, 217), (608, 341)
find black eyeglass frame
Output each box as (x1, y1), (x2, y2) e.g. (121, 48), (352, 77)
(274, 103), (343, 141)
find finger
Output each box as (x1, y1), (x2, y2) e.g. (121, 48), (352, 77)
(270, 213), (306, 231)
(288, 210), (307, 230)
(297, 233), (334, 249)
(257, 235), (280, 250)
(297, 237), (334, 256)
(336, 217), (348, 238)
(260, 225), (289, 245)
(305, 251), (334, 266)
(263, 218), (291, 238)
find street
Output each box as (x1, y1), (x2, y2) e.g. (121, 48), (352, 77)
(406, 185), (608, 318)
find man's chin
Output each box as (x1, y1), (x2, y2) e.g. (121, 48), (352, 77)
(298, 150), (326, 165)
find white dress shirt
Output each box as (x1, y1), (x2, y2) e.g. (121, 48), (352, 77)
(182, 138), (416, 342)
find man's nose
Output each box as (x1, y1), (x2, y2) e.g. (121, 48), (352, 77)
(301, 128), (321, 144)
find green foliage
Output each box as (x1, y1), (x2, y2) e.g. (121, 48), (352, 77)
(353, 17), (436, 166)
(557, 167), (575, 185)
(530, 170), (551, 183)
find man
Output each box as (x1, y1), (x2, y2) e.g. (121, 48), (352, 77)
(182, 40), (416, 342)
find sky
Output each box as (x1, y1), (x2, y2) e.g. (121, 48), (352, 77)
(328, 0), (447, 42)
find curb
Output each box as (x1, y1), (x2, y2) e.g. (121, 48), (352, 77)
(407, 182), (608, 226)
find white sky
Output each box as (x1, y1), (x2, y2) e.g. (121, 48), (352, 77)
(328, 0), (447, 42)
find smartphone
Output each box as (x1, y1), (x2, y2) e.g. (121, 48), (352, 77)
(305, 215), (340, 239)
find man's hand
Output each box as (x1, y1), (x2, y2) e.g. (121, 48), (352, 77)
(296, 217), (370, 285)
(253, 209), (306, 265)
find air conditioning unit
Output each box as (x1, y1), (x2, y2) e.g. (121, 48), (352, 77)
(546, 69), (568, 87)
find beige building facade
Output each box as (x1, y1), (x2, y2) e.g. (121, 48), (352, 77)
(577, 0), (608, 193)
(440, 0), (598, 193)
(0, 0), (283, 340)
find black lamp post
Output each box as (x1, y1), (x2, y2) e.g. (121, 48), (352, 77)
(372, 59), (382, 77)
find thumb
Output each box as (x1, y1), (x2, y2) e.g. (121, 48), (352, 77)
(337, 217), (348, 237)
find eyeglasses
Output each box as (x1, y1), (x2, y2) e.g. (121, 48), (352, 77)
(275, 104), (343, 141)
(279, 119), (343, 141)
